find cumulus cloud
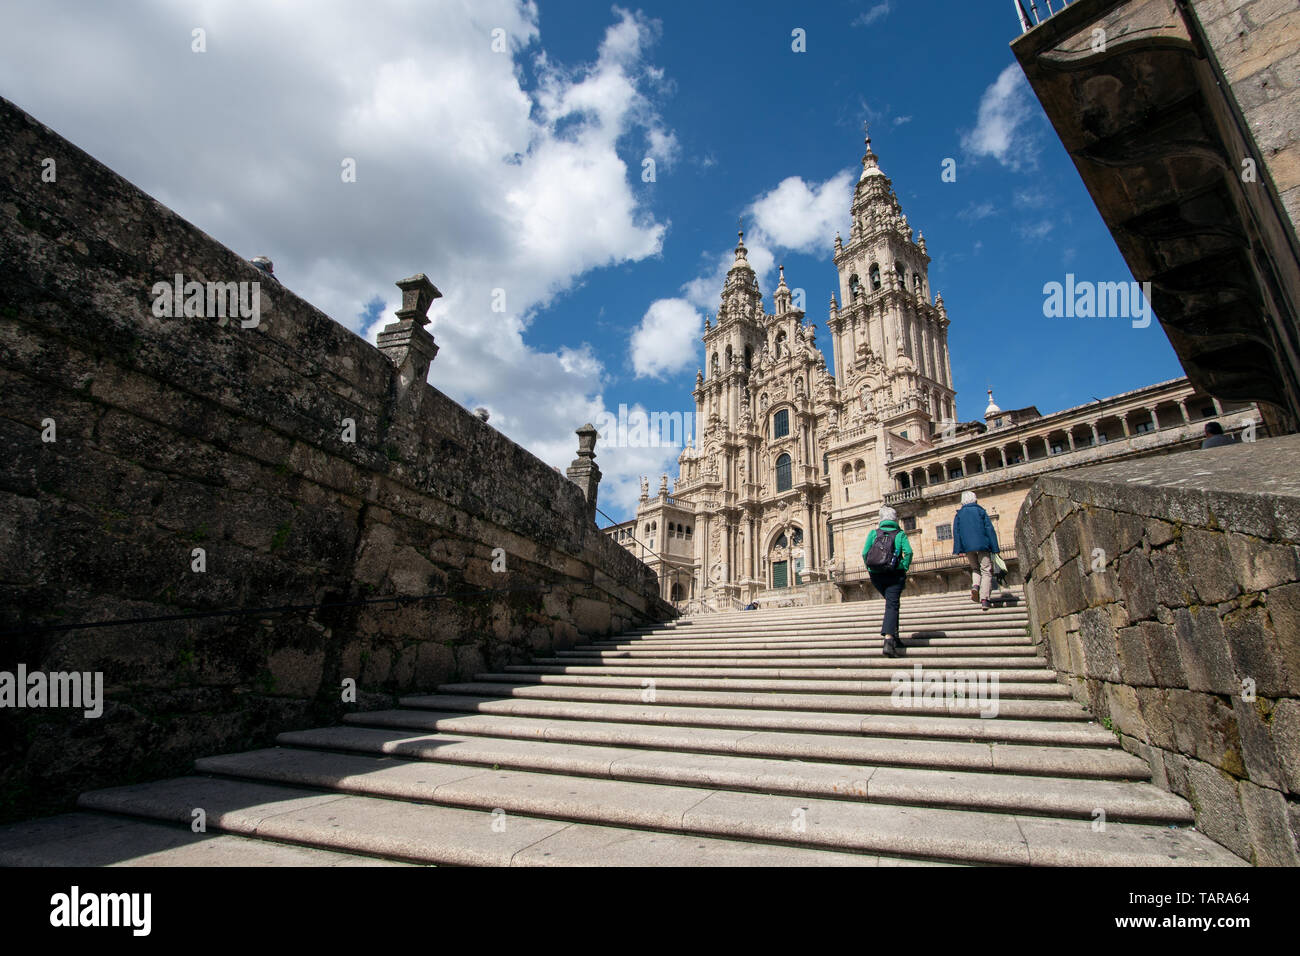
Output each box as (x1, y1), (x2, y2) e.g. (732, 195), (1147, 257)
(637, 168), (852, 391)
(0, 0), (679, 518)
(747, 172), (855, 255)
(960, 63), (1039, 170)
(630, 298), (702, 379)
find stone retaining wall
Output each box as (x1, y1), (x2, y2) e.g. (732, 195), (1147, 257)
(0, 96), (672, 823)
(1016, 434), (1300, 864)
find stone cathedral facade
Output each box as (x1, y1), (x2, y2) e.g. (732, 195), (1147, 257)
(615, 132), (951, 607)
(607, 133), (1258, 609)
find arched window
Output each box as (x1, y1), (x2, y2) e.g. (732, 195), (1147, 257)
(724, 345), (733, 370)
(895, 262), (906, 286)
(791, 528), (803, 546)
(776, 533), (788, 549)
(776, 453), (792, 492)
(842, 463), (853, 483)
(773, 408), (790, 439)
(744, 345), (752, 370)
(854, 459), (865, 482)
(823, 452), (829, 475)
(685, 525), (692, 538)
(848, 274), (861, 300)
(774, 331), (786, 358)
(869, 264), (881, 290)
(913, 273), (922, 293)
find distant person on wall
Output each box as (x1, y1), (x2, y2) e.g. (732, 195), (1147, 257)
(1201, 421), (1236, 449)
(862, 505), (913, 658)
(953, 490), (1000, 610)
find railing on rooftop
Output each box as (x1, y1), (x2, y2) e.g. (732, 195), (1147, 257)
(1013, 0), (1077, 34)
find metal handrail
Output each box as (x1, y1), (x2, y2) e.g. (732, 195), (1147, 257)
(1014, 0), (1076, 34)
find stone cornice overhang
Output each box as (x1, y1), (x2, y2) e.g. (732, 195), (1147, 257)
(1011, 0), (1300, 431)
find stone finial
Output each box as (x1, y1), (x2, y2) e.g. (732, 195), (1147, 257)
(566, 423), (602, 524)
(377, 273), (441, 412)
(575, 422), (598, 458)
(395, 273), (441, 326)
(474, 407), (490, 422)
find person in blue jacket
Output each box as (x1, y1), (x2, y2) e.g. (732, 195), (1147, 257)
(952, 490), (1000, 609)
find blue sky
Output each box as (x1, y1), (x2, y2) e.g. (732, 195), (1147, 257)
(0, 1), (1185, 522)
(525, 0), (1184, 514)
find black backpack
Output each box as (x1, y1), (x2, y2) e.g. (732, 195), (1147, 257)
(864, 528), (900, 572)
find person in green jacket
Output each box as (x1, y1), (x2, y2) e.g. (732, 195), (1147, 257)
(861, 505), (914, 657)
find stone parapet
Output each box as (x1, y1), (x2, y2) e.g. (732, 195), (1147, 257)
(0, 96), (673, 823)
(1016, 434), (1300, 864)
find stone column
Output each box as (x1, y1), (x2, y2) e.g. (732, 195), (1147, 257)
(1019, 441), (1029, 462)
(1149, 407), (1159, 431)
(565, 424), (602, 526)
(1067, 432), (1076, 451)
(1178, 401), (1190, 423)
(1121, 417), (1131, 438)
(1090, 423), (1100, 445)
(1000, 447), (1008, 467)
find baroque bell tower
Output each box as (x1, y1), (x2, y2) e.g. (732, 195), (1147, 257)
(829, 128), (955, 442)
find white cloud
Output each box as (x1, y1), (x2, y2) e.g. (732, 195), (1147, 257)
(630, 298), (702, 379)
(853, 2), (892, 27)
(893, 115), (912, 126)
(747, 172), (855, 255)
(0, 0), (678, 519)
(640, 169), (852, 389)
(1019, 219), (1055, 239)
(957, 200), (997, 222)
(961, 63), (1039, 170)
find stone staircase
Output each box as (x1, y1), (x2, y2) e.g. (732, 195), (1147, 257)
(0, 592), (1246, 866)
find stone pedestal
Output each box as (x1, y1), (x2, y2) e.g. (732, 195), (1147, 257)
(376, 274), (440, 412)
(565, 423), (602, 525)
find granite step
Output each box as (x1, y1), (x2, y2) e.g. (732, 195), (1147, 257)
(470, 672), (1073, 698)
(274, 725), (1186, 822)
(74, 776), (917, 866)
(172, 748), (1236, 866)
(393, 694), (1119, 745)
(341, 710), (1151, 778)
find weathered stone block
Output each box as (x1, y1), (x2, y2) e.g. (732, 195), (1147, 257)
(1224, 602), (1292, 697)
(1166, 689), (1244, 776)
(1140, 621), (1187, 687)
(1117, 549), (1158, 621)
(572, 596), (612, 634)
(1272, 698), (1300, 795)
(1104, 682), (1147, 742)
(1264, 582), (1300, 686)
(1149, 549), (1193, 609)
(1240, 779), (1300, 866)
(1183, 529), (1242, 605)
(1172, 605), (1238, 694)
(1232, 696), (1284, 791)
(1079, 606), (1120, 680)
(1116, 624), (1155, 686)
(1186, 762), (1249, 860)
(1144, 518), (1176, 548)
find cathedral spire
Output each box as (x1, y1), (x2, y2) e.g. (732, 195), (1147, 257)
(860, 123), (883, 180)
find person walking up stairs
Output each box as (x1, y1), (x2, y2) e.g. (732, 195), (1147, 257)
(861, 506), (913, 658)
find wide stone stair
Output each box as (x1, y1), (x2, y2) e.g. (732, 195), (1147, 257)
(0, 592), (1245, 866)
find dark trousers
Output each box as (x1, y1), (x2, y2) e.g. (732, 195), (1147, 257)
(869, 570), (906, 637)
